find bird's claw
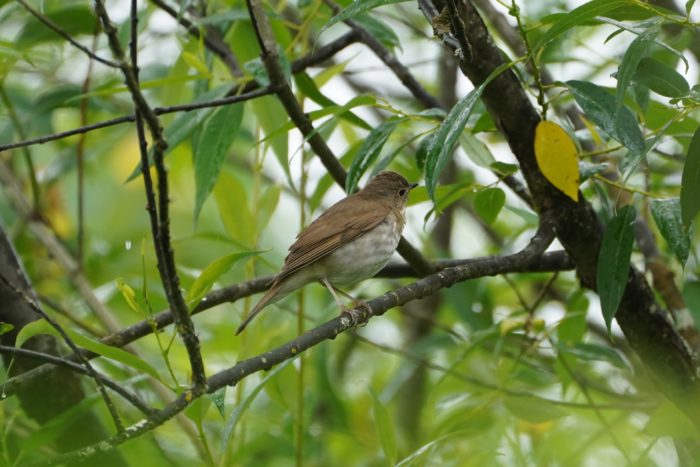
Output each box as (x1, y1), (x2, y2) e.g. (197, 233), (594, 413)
(340, 301), (371, 328)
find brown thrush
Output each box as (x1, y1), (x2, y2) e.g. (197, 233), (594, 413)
(236, 171), (417, 334)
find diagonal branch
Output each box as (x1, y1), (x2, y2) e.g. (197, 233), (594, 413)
(36, 216), (557, 465)
(0, 251), (573, 399)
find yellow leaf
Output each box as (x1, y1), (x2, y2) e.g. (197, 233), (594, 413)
(534, 121), (580, 201)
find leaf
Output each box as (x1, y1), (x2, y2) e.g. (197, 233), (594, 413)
(370, 389), (397, 466)
(579, 161), (608, 182)
(503, 395), (568, 423)
(294, 72), (370, 130)
(597, 205), (636, 331)
(635, 57), (690, 98)
(15, 320), (165, 383)
(353, 14), (401, 50)
(687, 0), (697, 15)
(473, 188), (505, 225)
(323, 0), (410, 31)
(256, 184), (281, 232)
(214, 171), (255, 246)
(566, 80), (645, 155)
(650, 198), (691, 265)
(536, 0), (632, 50)
(534, 120), (580, 201)
(209, 387), (227, 418)
(346, 118), (404, 193)
(614, 22), (659, 114)
(681, 127), (700, 228)
(459, 133), (496, 169)
(220, 359), (294, 455)
(126, 86), (230, 181)
(186, 251), (262, 308)
(194, 103), (244, 222)
(558, 342), (628, 369)
(0, 322), (14, 336)
(425, 60), (516, 201)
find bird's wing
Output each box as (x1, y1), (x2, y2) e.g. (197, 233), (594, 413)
(275, 195), (389, 282)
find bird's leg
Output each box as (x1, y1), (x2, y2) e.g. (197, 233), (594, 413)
(319, 278), (369, 327)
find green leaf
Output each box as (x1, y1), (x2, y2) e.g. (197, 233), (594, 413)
(251, 96), (290, 178)
(645, 400), (700, 439)
(15, 320), (165, 383)
(116, 278), (143, 314)
(473, 188), (505, 225)
(687, 0), (697, 15)
(558, 341), (628, 369)
(353, 13), (400, 50)
(459, 133), (496, 169)
(214, 171), (255, 246)
(635, 57), (690, 98)
(597, 205), (636, 331)
(220, 359), (294, 455)
(256, 184), (281, 232)
(650, 198), (690, 265)
(503, 395), (568, 423)
(323, 0), (410, 31)
(126, 86), (230, 182)
(681, 127), (700, 228)
(579, 161), (608, 182)
(186, 251), (262, 308)
(536, 0), (632, 50)
(615, 22), (659, 114)
(566, 80), (644, 155)
(370, 389), (397, 466)
(0, 322), (14, 336)
(194, 103), (244, 222)
(346, 118), (404, 193)
(209, 387), (227, 419)
(425, 61), (515, 201)
(294, 72), (370, 130)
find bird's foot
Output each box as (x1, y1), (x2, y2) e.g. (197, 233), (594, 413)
(340, 300), (372, 328)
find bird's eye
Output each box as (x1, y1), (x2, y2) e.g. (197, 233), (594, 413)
(398, 188), (407, 196)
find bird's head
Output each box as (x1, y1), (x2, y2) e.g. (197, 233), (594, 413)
(361, 171), (418, 207)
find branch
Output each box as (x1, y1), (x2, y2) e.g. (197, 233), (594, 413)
(0, 29), (359, 153)
(37, 217), (557, 465)
(1, 251), (572, 399)
(93, 0), (207, 389)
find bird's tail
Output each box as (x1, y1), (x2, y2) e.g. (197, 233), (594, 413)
(235, 282), (281, 335)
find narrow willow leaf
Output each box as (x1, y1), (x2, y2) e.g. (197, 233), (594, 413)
(474, 188), (505, 225)
(635, 57), (690, 98)
(370, 389), (397, 466)
(346, 118), (404, 193)
(615, 22), (659, 113)
(0, 322), (14, 336)
(681, 127), (700, 228)
(646, 400), (700, 439)
(220, 359), (294, 455)
(536, 0), (632, 50)
(194, 103), (244, 222)
(597, 205), (636, 332)
(294, 72), (370, 130)
(17, 5), (95, 49)
(650, 198), (690, 265)
(504, 395), (568, 423)
(534, 120), (580, 201)
(186, 251), (262, 308)
(566, 80), (644, 155)
(353, 14), (401, 50)
(459, 133), (496, 169)
(323, 0), (410, 31)
(425, 60), (516, 201)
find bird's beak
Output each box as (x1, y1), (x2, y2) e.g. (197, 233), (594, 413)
(409, 182), (419, 191)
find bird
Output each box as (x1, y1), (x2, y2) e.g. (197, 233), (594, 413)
(236, 171), (418, 334)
